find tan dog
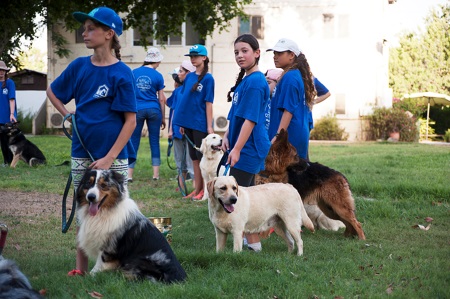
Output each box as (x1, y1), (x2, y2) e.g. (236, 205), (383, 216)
(199, 133), (223, 200)
(207, 176), (314, 255)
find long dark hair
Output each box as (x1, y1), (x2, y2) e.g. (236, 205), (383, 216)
(288, 53), (316, 109)
(191, 57), (209, 92)
(1, 73), (8, 89)
(227, 34), (260, 102)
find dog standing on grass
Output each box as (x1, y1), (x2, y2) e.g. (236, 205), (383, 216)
(257, 129), (364, 239)
(76, 169), (187, 283)
(207, 176), (314, 255)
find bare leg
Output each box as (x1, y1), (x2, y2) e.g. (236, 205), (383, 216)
(193, 160), (203, 194)
(127, 168), (134, 180)
(152, 165), (160, 179)
(76, 227), (88, 273)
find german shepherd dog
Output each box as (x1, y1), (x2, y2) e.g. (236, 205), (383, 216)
(4, 122), (46, 168)
(256, 129), (365, 240)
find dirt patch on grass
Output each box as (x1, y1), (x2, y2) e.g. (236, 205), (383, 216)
(0, 191), (63, 218)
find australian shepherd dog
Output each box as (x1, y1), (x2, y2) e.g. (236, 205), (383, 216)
(76, 169), (187, 283)
(0, 259), (44, 299)
(256, 129), (365, 240)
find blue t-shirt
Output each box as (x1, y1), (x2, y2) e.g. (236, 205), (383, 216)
(0, 79), (16, 123)
(50, 56), (137, 159)
(167, 87), (183, 140)
(268, 69), (311, 159)
(172, 72), (214, 133)
(309, 77), (329, 130)
(227, 71), (271, 174)
(132, 66), (165, 111)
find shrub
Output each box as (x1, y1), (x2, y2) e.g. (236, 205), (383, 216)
(17, 110), (34, 134)
(364, 107), (418, 142)
(444, 129), (450, 142)
(310, 115), (348, 141)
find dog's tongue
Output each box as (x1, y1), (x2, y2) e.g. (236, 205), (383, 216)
(89, 202), (100, 216)
(224, 204), (235, 213)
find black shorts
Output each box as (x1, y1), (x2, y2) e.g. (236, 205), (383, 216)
(184, 129), (207, 161)
(229, 167), (255, 187)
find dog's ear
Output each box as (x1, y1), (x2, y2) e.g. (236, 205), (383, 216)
(200, 137), (207, 154)
(207, 178), (216, 199)
(76, 169), (96, 204)
(232, 176), (239, 196)
(110, 170), (125, 193)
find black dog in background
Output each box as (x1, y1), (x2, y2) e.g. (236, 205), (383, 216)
(1, 122), (46, 168)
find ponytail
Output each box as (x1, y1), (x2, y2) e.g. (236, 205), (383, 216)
(291, 53), (316, 109)
(112, 34), (122, 60)
(191, 57), (209, 92)
(227, 69), (245, 102)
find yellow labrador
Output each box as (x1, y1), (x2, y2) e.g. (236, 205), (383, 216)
(199, 133), (223, 200)
(207, 176), (314, 255)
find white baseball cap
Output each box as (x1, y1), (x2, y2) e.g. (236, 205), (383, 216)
(180, 60), (196, 73)
(266, 38), (301, 56)
(144, 47), (164, 63)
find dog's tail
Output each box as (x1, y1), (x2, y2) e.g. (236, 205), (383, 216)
(299, 200), (315, 233)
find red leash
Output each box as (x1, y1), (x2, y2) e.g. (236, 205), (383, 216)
(0, 223), (8, 257)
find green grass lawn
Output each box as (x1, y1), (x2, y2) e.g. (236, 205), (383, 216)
(0, 136), (449, 298)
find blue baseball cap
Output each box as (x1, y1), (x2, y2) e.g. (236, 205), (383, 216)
(184, 44), (208, 56)
(73, 7), (123, 36)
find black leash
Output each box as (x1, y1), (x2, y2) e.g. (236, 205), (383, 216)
(166, 138), (177, 170)
(61, 113), (94, 233)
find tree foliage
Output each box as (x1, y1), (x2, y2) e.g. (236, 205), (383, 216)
(389, 3), (450, 98)
(1, 0), (252, 69)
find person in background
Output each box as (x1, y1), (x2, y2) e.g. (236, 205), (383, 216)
(172, 44), (215, 201)
(166, 60), (196, 193)
(264, 68), (283, 131)
(47, 6), (136, 275)
(266, 38), (316, 159)
(222, 34), (271, 252)
(128, 47), (166, 182)
(0, 61), (16, 166)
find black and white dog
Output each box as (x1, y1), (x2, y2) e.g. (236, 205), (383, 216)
(2, 122), (46, 168)
(76, 169), (187, 283)
(0, 259), (44, 299)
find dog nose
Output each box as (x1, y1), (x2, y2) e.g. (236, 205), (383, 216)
(230, 196), (237, 204)
(87, 193), (96, 202)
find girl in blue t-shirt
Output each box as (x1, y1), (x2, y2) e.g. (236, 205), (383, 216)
(266, 38), (316, 159)
(172, 44), (215, 201)
(128, 47), (166, 182)
(222, 34), (271, 252)
(46, 7), (137, 275)
(0, 60), (16, 165)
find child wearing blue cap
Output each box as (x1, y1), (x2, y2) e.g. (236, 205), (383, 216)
(47, 6), (137, 275)
(172, 44), (215, 200)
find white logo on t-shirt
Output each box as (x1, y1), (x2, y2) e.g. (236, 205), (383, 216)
(94, 84), (109, 98)
(272, 86), (277, 98)
(233, 91), (238, 104)
(136, 76), (152, 91)
(2, 88), (8, 95)
(196, 83), (203, 92)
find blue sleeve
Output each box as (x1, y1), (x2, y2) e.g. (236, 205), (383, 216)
(203, 74), (215, 103)
(50, 58), (80, 104)
(7, 80), (15, 99)
(314, 77), (329, 96)
(111, 66), (137, 113)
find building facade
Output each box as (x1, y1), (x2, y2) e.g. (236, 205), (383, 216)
(46, 0), (395, 139)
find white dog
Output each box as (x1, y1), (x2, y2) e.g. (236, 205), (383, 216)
(207, 176), (314, 255)
(304, 204), (346, 231)
(199, 133), (223, 200)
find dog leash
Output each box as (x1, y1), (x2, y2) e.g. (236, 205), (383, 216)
(61, 113), (95, 233)
(166, 138), (177, 170)
(184, 134), (201, 152)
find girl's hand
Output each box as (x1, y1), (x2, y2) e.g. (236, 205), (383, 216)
(179, 127), (184, 135)
(227, 148), (240, 167)
(221, 136), (230, 152)
(160, 119), (166, 130)
(90, 156), (114, 170)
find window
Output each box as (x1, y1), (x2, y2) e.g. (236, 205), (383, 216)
(21, 76), (34, 85)
(133, 14), (203, 46)
(335, 93), (346, 115)
(239, 16), (264, 39)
